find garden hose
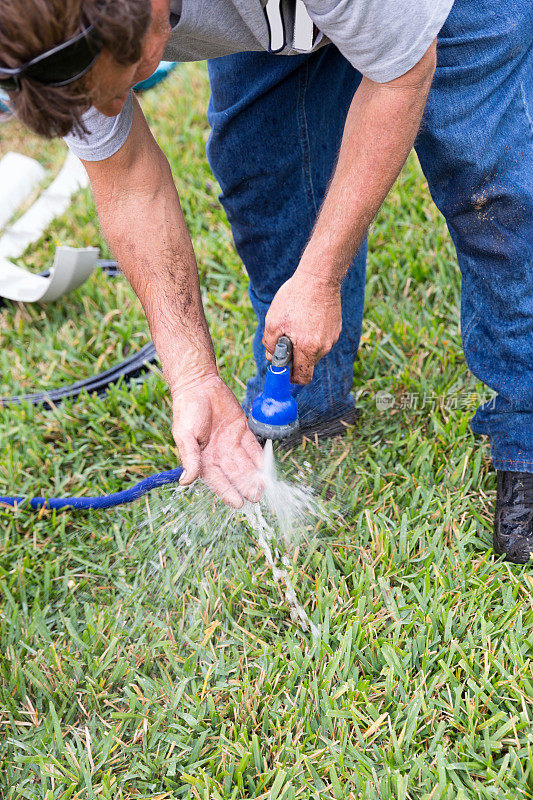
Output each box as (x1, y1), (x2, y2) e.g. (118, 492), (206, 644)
(0, 260), (158, 407)
(1, 341), (157, 408)
(1, 259), (175, 511)
(0, 467), (184, 510)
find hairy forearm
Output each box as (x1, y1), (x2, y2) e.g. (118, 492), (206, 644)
(298, 43), (436, 284)
(97, 157), (216, 387)
(83, 102), (216, 391)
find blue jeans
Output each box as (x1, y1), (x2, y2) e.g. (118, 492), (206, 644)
(206, 0), (533, 471)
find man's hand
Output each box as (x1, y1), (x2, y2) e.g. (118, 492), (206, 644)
(172, 373), (263, 507)
(263, 272), (342, 384)
(263, 41), (436, 380)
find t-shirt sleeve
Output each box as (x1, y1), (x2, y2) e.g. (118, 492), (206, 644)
(303, 0), (454, 82)
(64, 90), (134, 162)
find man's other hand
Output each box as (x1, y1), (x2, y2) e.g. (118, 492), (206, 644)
(263, 272), (342, 384)
(171, 374), (263, 508)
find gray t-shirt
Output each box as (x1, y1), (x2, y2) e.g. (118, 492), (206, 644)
(66, 0), (453, 162)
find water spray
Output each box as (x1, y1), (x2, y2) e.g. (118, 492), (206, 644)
(1, 335), (298, 512)
(248, 335), (299, 441)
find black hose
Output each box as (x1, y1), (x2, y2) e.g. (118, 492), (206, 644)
(0, 260), (158, 407)
(95, 259), (122, 277)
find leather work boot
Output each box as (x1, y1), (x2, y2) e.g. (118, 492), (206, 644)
(493, 471), (533, 563)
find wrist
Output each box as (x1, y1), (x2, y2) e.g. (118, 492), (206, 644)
(296, 237), (351, 288)
(170, 370), (222, 400)
(294, 259), (344, 290)
(153, 332), (218, 393)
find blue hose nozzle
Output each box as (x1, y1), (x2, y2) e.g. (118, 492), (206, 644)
(249, 336), (299, 440)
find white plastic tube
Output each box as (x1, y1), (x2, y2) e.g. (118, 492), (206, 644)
(0, 150), (89, 261)
(0, 245), (99, 303)
(0, 151), (97, 303)
(0, 152), (46, 231)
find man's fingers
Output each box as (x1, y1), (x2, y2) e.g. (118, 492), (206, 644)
(291, 350), (315, 385)
(203, 465), (244, 509)
(242, 428), (264, 469)
(174, 431), (202, 485)
(225, 452), (264, 503)
(233, 470), (263, 504)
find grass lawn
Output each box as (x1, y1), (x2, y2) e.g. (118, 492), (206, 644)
(1, 63), (532, 799)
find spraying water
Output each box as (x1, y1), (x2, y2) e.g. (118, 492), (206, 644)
(262, 437), (277, 484)
(243, 439), (319, 636)
(132, 438), (329, 638)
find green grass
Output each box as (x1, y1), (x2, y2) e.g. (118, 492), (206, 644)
(1, 63), (532, 799)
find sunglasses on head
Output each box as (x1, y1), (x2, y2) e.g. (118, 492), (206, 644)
(0, 24), (103, 92)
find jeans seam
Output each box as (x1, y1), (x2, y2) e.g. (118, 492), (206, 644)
(519, 79), (533, 137)
(493, 457), (533, 468)
(297, 60), (318, 220)
(296, 60), (334, 411)
(461, 309), (480, 351)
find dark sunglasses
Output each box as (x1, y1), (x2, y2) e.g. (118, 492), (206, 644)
(0, 24), (103, 92)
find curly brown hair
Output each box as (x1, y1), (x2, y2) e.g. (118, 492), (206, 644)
(0, 0), (151, 138)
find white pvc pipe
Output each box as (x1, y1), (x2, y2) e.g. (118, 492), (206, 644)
(0, 150), (89, 261)
(0, 151), (97, 303)
(0, 152), (46, 231)
(0, 245), (99, 303)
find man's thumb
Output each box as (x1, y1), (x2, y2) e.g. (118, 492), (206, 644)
(175, 433), (202, 485)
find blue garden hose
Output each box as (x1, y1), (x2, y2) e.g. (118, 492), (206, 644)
(0, 467), (184, 511)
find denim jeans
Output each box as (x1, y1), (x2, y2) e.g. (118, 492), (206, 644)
(206, 0), (533, 472)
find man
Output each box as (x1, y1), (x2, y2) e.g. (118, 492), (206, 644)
(0, 0), (531, 561)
